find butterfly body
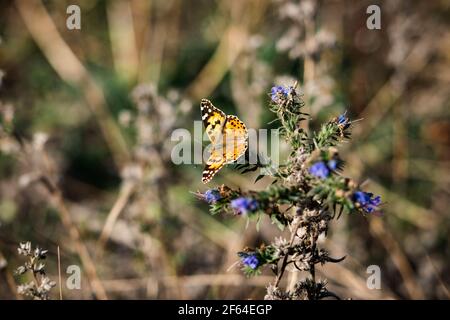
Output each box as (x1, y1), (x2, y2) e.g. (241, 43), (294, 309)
(201, 99), (248, 183)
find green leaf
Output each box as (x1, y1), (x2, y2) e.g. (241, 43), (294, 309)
(271, 214), (285, 231)
(255, 214), (262, 232)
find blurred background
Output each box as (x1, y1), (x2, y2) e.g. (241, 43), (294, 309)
(0, 0), (449, 299)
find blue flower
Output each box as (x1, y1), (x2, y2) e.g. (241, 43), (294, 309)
(231, 197), (258, 215)
(327, 159), (338, 170)
(337, 112), (350, 128)
(353, 191), (381, 214)
(309, 161), (330, 179)
(242, 254), (259, 269)
(204, 189), (221, 204)
(270, 85), (291, 103)
(337, 114), (347, 124)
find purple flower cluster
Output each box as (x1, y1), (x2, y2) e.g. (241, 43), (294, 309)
(337, 114), (348, 125)
(336, 112), (350, 129)
(353, 191), (381, 214)
(309, 160), (338, 179)
(231, 197), (258, 215)
(204, 189), (221, 204)
(270, 85), (291, 103)
(241, 253), (259, 269)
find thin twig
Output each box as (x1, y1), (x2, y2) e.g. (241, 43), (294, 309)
(369, 218), (425, 299)
(425, 254), (450, 299)
(40, 175), (108, 300)
(106, 0), (139, 83)
(351, 33), (435, 143)
(184, 0), (269, 101)
(0, 250), (21, 299)
(15, 0), (131, 168)
(97, 181), (136, 249)
(57, 246), (63, 300)
(185, 25), (248, 101)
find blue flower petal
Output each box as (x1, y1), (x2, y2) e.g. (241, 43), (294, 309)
(270, 85), (291, 103)
(353, 191), (382, 214)
(327, 159), (338, 170)
(309, 161), (330, 179)
(242, 254), (259, 269)
(231, 197), (258, 215)
(204, 189), (221, 204)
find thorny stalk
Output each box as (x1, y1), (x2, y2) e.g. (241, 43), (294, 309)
(197, 84), (382, 300)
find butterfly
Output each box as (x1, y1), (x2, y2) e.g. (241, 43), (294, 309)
(201, 99), (248, 183)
